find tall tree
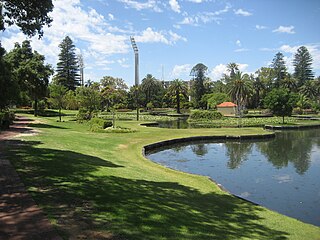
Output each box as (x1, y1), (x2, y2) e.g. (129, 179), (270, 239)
(167, 79), (188, 114)
(190, 63), (208, 108)
(55, 36), (80, 91)
(140, 74), (164, 107)
(293, 46), (314, 87)
(227, 72), (252, 115)
(271, 52), (287, 88)
(0, 43), (18, 110)
(227, 62), (239, 79)
(0, 0), (53, 38)
(100, 76), (128, 110)
(5, 40), (53, 115)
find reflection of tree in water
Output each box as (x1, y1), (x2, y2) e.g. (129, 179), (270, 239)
(225, 142), (253, 169)
(172, 145), (187, 153)
(256, 130), (318, 175)
(191, 144), (208, 156)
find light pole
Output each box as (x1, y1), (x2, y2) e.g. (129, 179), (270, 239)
(130, 36), (139, 121)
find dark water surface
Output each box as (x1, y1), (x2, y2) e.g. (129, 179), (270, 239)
(147, 129), (320, 226)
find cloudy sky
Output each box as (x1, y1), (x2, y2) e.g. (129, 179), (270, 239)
(2, 0), (320, 86)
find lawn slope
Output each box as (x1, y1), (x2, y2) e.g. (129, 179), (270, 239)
(3, 115), (320, 239)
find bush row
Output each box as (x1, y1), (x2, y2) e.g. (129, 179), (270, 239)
(188, 110), (223, 121)
(88, 118), (112, 132)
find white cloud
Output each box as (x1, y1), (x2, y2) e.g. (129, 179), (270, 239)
(135, 27), (186, 45)
(108, 13), (115, 20)
(179, 5), (230, 26)
(169, 0), (181, 13)
(118, 0), (162, 12)
(256, 25), (267, 30)
(171, 64), (192, 78)
(272, 25), (295, 34)
(210, 63), (249, 81)
(235, 48), (249, 52)
(236, 40), (241, 47)
(234, 9), (252, 17)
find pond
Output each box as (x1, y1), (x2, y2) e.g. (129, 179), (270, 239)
(146, 129), (320, 226)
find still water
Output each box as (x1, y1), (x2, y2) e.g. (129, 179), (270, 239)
(147, 129), (320, 226)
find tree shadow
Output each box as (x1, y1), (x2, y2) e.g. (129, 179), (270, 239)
(28, 123), (68, 129)
(3, 140), (289, 240)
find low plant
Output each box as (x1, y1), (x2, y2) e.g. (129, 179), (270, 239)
(89, 118), (112, 132)
(0, 111), (15, 130)
(188, 110), (223, 122)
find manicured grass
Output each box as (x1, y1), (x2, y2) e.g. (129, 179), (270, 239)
(3, 113), (320, 239)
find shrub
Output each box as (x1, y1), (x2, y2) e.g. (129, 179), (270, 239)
(89, 118), (112, 131)
(188, 110), (223, 121)
(0, 111), (15, 130)
(76, 108), (91, 122)
(32, 100), (46, 112)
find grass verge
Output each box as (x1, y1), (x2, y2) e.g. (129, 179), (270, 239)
(2, 113), (320, 239)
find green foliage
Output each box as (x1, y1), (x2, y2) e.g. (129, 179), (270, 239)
(0, 43), (18, 110)
(189, 110), (223, 121)
(76, 86), (101, 118)
(293, 46), (314, 87)
(0, 0), (53, 38)
(167, 79), (188, 113)
(140, 74), (164, 108)
(32, 100), (46, 112)
(55, 36), (80, 90)
(89, 118), (112, 131)
(271, 52), (287, 87)
(203, 93), (230, 109)
(64, 90), (79, 110)
(0, 111), (15, 130)
(4, 40), (53, 116)
(263, 88), (298, 123)
(190, 63), (208, 108)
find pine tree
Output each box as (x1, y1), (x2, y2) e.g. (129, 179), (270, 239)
(56, 36), (80, 90)
(271, 52), (287, 88)
(293, 46), (314, 87)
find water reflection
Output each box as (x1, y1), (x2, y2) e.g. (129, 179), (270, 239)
(147, 129), (320, 226)
(225, 142), (253, 169)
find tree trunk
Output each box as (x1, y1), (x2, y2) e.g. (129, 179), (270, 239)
(34, 98), (38, 117)
(59, 107), (62, 122)
(176, 90), (181, 114)
(282, 115), (285, 124)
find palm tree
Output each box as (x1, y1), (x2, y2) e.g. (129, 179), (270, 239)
(227, 72), (252, 115)
(281, 73), (297, 92)
(168, 79), (188, 114)
(299, 80), (317, 100)
(227, 62), (239, 79)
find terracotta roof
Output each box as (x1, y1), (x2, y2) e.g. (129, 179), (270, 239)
(217, 102), (237, 107)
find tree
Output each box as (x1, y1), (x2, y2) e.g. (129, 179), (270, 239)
(227, 72), (252, 115)
(140, 74), (164, 107)
(76, 86), (101, 119)
(299, 80), (317, 100)
(55, 36), (80, 90)
(293, 46), (314, 87)
(49, 83), (68, 122)
(5, 40), (53, 116)
(280, 73), (297, 92)
(0, 0), (53, 38)
(204, 92), (230, 109)
(190, 63), (208, 108)
(226, 62), (239, 79)
(167, 79), (188, 113)
(263, 88), (298, 124)
(100, 76), (128, 111)
(0, 43), (18, 110)
(271, 52), (287, 88)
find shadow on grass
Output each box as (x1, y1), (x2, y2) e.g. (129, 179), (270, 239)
(3, 140), (289, 240)
(28, 123), (68, 129)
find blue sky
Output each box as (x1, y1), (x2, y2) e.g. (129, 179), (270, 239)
(2, 0), (320, 86)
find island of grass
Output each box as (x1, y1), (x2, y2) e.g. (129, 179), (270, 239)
(3, 111), (320, 239)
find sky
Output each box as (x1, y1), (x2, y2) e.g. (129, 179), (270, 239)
(1, 0), (320, 86)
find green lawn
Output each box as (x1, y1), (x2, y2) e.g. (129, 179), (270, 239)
(3, 113), (320, 239)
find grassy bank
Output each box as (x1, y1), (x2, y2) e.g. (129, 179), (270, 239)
(3, 113), (320, 239)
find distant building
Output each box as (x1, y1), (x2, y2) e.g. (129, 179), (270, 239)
(217, 102), (237, 116)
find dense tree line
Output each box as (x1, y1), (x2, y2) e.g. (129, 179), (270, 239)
(0, 0), (319, 121)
